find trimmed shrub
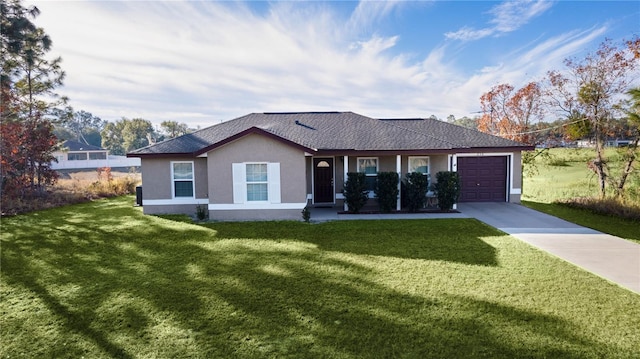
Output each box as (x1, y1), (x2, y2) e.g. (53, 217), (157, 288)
(375, 172), (399, 213)
(343, 172), (369, 213)
(435, 171), (460, 211)
(196, 204), (208, 221)
(301, 206), (311, 222)
(404, 172), (428, 212)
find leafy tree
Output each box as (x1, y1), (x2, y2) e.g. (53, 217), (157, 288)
(53, 106), (104, 146)
(446, 115), (478, 130)
(545, 37), (639, 198)
(160, 120), (189, 139)
(123, 118), (154, 152)
(478, 82), (544, 145)
(101, 120), (126, 155)
(564, 111), (592, 141)
(101, 117), (155, 155)
(1, 0), (63, 203)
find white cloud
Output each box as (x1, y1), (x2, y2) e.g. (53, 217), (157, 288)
(24, 0), (616, 127)
(444, 27), (494, 42)
(445, 0), (552, 41)
(347, 0), (404, 33)
(489, 0), (553, 33)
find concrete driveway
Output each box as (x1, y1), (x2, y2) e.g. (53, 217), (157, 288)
(458, 202), (640, 294)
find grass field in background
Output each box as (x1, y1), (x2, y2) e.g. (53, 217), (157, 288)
(523, 147), (640, 203)
(2, 196), (639, 358)
(522, 147), (640, 240)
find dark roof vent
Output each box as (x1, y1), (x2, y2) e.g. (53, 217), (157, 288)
(294, 120), (316, 130)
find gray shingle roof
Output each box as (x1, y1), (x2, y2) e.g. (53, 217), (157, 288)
(128, 112), (530, 157)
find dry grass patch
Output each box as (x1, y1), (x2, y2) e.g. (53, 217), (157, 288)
(1, 169), (140, 216)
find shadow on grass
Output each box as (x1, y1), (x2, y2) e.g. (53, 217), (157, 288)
(204, 219), (500, 266)
(0, 197), (628, 358)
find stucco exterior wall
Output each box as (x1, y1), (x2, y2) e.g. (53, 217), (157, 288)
(207, 133), (306, 205)
(140, 158), (171, 200)
(140, 157), (207, 201)
(430, 156), (449, 176)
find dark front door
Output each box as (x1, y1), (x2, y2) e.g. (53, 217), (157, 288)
(458, 156), (508, 202)
(313, 158), (334, 203)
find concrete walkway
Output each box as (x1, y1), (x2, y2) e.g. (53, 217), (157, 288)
(309, 203), (640, 293)
(458, 202), (640, 294)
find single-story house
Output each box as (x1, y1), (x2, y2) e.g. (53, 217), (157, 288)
(52, 140), (140, 170)
(127, 112), (533, 220)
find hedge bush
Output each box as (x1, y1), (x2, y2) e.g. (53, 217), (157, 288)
(404, 172), (428, 212)
(375, 172), (399, 213)
(343, 172), (369, 213)
(435, 171), (460, 211)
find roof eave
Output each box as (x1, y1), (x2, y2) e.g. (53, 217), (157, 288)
(315, 145), (534, 156)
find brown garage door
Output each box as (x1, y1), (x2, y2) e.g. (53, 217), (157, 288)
(457, 156), (507, 202)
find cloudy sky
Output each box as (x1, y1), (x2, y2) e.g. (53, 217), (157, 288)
(28, 0), (639, 128)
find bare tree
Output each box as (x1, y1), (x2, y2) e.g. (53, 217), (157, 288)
(545, 37), (640, 198)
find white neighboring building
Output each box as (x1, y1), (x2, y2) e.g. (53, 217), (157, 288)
(51, 140), (140, 170)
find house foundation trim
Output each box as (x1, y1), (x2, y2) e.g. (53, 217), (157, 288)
(208, 203), (307, 210)
(143, 199), (209, 206)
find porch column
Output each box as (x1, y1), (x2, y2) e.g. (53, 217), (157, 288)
(343, 155), (349, 211)
(396, 155), (401, 211)
(449, 154), (458, 210)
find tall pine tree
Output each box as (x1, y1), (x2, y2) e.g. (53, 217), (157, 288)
(1, 0), (65, 210)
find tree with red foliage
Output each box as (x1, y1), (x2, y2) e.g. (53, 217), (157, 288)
(0, 118), (58, 198)
(1, 0), (64, 212)
(478, 82), (544, 145)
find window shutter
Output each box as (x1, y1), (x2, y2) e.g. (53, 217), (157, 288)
(232, 163), (246, 204)
(268, 162), (281, 204)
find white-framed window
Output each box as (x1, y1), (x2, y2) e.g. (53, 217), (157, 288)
(409, 156), (430, 186)
(246, 163), (268, 201)
(409, 156), (430, 175)
(171, 161), (194, 198)
(232, 162), (281, 204)
(357, 157), (378, 191)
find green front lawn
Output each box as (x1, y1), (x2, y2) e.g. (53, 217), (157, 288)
(2, 196), (639, 358)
